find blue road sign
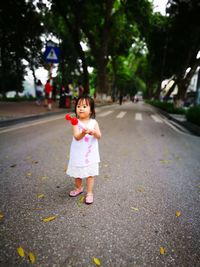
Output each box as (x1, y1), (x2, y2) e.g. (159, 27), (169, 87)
(44, 46), (60, 63)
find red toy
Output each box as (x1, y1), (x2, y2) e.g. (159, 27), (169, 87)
(65, 113), (85, 129)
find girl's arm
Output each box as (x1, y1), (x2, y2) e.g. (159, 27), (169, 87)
(72, 125), (87, 141)
(88, 121), (101, 139)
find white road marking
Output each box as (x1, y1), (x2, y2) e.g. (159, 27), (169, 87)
(162, 118), (191, 136)
(135, 113), (142, 120)
(98, 110), (114, 117)
(151, 114), (163, 123)
(116, 111), (127, 118)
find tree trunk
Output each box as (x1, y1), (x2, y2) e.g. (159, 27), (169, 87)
(163, 79), (177, 101)
(177, 58), (200, 101)
(96, 56), (108, 95)
(57, 4), (90, 94)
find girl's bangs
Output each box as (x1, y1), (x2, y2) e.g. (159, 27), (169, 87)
(78, 98), (90, 106)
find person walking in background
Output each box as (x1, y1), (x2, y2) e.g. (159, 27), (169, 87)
(44, 79), (53, 110)
(119, 93), (123, 105)
(35, 79), (43, 105)
(78, 83), (84, 97)
(66, 95), (101, 204)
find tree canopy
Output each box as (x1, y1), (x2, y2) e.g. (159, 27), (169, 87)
(0, 0), (200, 103)
(0, 0), (43, 96)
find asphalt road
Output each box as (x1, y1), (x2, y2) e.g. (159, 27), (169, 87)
(0, 102), (200, 267)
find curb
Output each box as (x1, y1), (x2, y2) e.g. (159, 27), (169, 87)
(0, 109), (67, 128)
(153, 106), (200, 137)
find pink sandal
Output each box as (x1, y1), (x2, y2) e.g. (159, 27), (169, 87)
(69, 187), (83, 197)
(85, 193), (94, 204)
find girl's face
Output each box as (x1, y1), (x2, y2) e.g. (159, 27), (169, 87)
(76, 99), (91, 119)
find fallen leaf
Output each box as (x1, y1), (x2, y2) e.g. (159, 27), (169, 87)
(137, 187), (145, 193)
(0, 213), (4, 220)
(159, 247), (165, 255)
(79, 195), (85, 203)
(93, 257), (101, 266)
(28, 252), (36, 263)
(175, 211), (181, 217)
(26, 172), (32, 176)
(41, 176), (48, 180)
(17, 246), (25, 257)
(131, 207), (139, 211)
(33, 207), (44, 211)
(37, 194), (45, 199)
(160, 160), (171, 164)
(42, 216), (57, 222)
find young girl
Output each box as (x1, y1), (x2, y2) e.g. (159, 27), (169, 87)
(66, 95), (101, 204)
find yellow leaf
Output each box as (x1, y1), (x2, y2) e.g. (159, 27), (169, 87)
(17, 246), (25, 257)
(41, 176), (48, 180)
(77, 196), (85, 207)
(28, 252), (36, 263)
(42, 216), (57, 222)
(131, 207), (139, 211)
(137, 187), (145, 192)
(93, 257), (101, 266)
(159, 247), (165, 255)
(37, 194), (45, 199)
(175, 211), (181, 217)
(160, 160), (171, 164)
(33, 207), (44, 211)
(79, 195), (85, 203)
(26, 172), (32, 176)
(0, 213), (4, 220)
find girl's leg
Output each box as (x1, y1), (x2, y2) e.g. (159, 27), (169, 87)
(69, 178), (83, 197)
(85, 176), (94, 204)
(75, 177), (83, 189)
(86, 176), (94, 194)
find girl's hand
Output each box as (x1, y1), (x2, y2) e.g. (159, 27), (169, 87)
(88, 129), (95, 135)
(82, 128), (88, 135)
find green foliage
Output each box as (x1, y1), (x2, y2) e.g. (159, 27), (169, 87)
(0, 0), (43, 95)
(146, 100), (185, 114)
(186, 106), (200, 126)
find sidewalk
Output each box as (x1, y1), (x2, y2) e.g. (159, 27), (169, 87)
(0, 101), (66, 120)
(0, 101), (68, 127)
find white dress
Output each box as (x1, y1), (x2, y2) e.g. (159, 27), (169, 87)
(66, 119), (100, 178)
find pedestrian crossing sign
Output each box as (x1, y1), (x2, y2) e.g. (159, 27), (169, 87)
(44, 46), (60, 63)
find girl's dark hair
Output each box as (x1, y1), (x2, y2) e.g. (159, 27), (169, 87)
(74, 95), (95, 118)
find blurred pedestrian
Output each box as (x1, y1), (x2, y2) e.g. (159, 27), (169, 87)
(78, 83), (84, 97)
(66, 95), (101, 204)
(119, 93), (123, 105)
(44, 79), (53, 110)
(65, 82), (73, 108)
(35, 79), (43, 105)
